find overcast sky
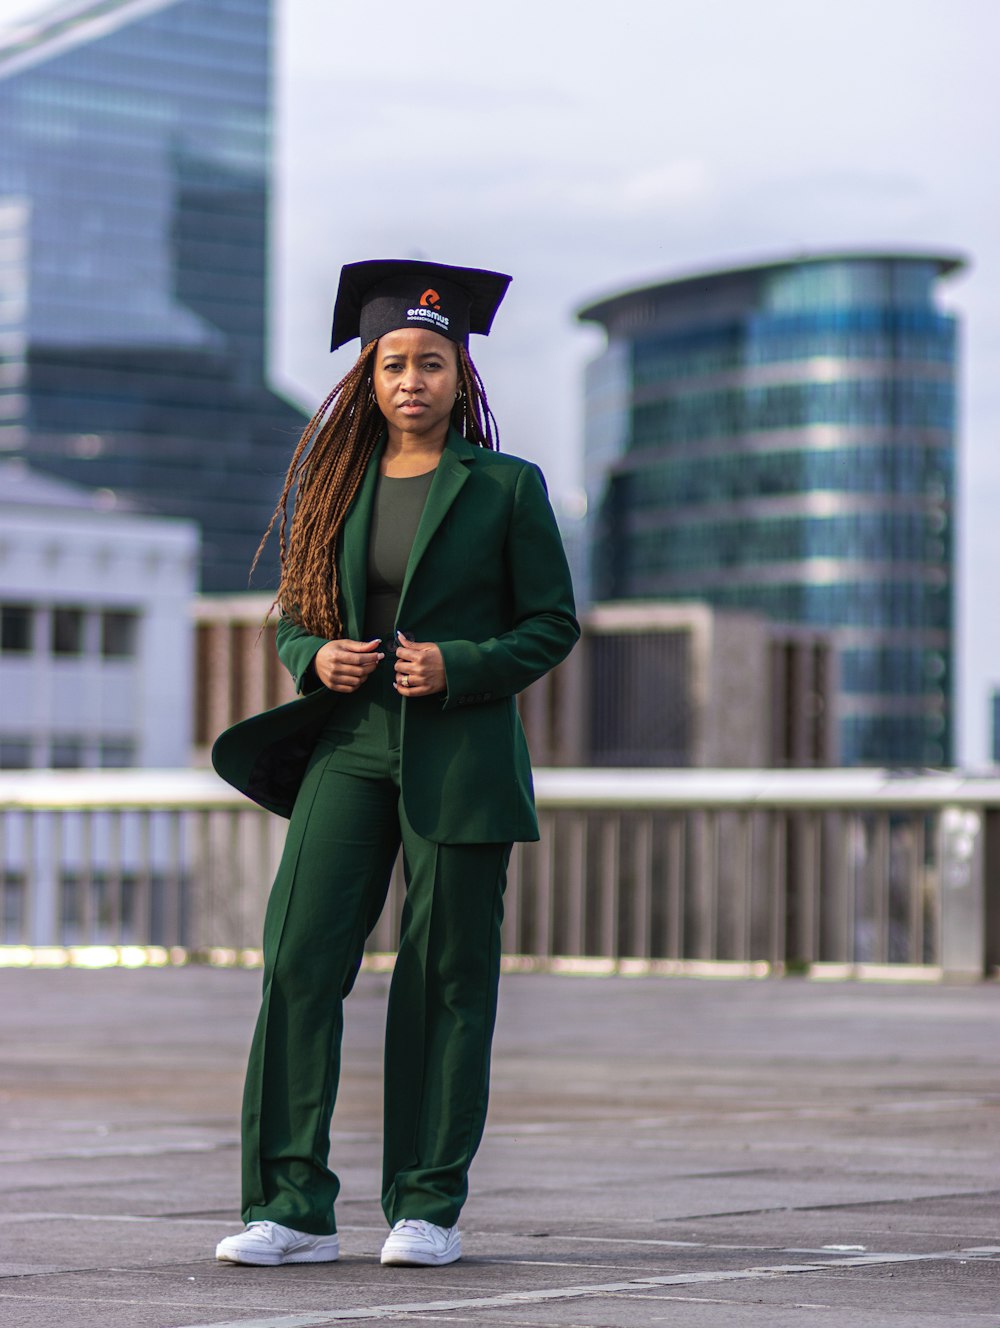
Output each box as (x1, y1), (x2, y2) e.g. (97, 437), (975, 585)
(5, 0), (1000, 763)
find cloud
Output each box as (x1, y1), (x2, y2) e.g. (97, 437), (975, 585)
(618, 159), (713, 211)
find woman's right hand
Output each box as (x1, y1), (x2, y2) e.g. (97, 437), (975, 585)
(313, 638), (384, 692)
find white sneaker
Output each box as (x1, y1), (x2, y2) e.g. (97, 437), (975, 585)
(215, 1220), (340, 1265)
(380, 1218), (461, 1267)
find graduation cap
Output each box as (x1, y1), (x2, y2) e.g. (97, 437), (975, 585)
(331, 259), (512, 351)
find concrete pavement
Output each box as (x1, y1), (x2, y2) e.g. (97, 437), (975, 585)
(1, 965), (998, 1327)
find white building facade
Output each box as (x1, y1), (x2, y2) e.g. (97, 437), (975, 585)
(1, 461), (198, 769)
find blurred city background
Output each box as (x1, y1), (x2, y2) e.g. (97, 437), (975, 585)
(1, 0), (999, 975)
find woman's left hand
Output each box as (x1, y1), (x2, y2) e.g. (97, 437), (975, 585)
(394, 631), (446, 696)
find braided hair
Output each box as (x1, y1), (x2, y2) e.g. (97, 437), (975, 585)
(252, 341), (499, 639)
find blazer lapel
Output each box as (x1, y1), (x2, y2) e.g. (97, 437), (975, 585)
(338, 435), (385, 639)
(397, 430), (474, 620)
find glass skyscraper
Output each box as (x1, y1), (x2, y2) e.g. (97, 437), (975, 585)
(0, 0), (307, 590)
(579, 253), (963, 767)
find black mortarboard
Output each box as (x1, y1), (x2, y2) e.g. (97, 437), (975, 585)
(330, 259), (512, 351)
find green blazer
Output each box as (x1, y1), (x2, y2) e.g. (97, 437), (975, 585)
(212, 430), (579, 844)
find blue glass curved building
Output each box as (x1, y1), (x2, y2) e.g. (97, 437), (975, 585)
(579, 253), (963, 767)
(0, 0), (307, 590)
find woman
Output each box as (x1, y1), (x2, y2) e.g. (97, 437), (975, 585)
(212, 259), (579, 1269)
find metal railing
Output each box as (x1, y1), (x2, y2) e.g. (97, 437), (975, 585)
(1, 768), (998, 977)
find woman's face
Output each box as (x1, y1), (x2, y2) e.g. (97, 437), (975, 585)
(373, 328), (460, 442)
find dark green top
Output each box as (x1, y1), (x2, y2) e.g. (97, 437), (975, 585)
(364, 468), (436, 643)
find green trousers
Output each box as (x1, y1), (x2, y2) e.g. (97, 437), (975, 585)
(239, 662), (510, 1235)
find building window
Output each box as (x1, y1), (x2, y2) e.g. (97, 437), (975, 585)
(59, 874), (84, 944)
(101, 610), (138, 658)
(2, 872), (25, 943)
(0, 604), (32, 653)
(50, 737), (85, 768)
(0, 738), (32, 769)
(60, 871), (139, 945)
(52, 606), (86, 656)
(98, 740), (134, 768)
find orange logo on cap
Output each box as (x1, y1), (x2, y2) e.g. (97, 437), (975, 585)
(419, 288), (441, 309)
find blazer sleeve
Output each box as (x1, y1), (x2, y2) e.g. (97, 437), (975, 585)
(275, 613), (331, 695)
(437, 462), (580, 709)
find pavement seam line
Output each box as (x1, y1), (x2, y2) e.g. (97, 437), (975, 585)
(181, 1246), (999, 1328)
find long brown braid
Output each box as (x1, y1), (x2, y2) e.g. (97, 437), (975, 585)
(252, 340), (499, 639)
